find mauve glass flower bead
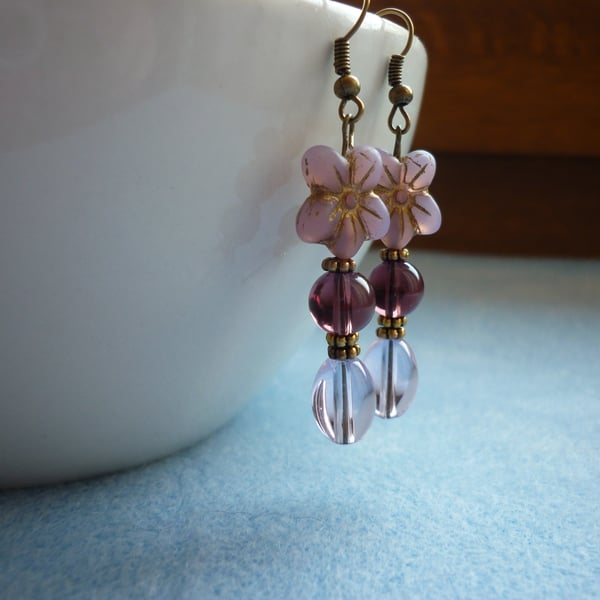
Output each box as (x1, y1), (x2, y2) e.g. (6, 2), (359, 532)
(370, 260), (424, 317)
(312, 358), (376, 444)
(309, 271), (375, 335)
(363, 338), (418, 418)
(296, 145), (390, 259)
(376, 149), (441, 250)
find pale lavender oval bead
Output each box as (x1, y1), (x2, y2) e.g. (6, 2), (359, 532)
(312, 358), (375, 444)
(363, 338), (418, 419)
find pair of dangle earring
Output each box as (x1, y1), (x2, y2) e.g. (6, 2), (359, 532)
(296, 3), (441, 444)
(363, 8), (441, 420)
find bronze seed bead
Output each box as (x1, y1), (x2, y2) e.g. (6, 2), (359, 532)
(376, 327), (405, 340)
(321, 257), (356, 273)
(334, 75), (361, 100)
(388, 84), (413, 107)
(378, 316), (392, 328)
(380, 248), (402, 262)
(347, 332), (359, 346)
(392, 317), (407, 328)
(347, 345), (360, 359)
(336, 336), (347, 348)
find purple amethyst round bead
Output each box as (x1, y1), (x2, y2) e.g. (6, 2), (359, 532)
(309, 272), (375, 334)
(370, 260), (424, 317)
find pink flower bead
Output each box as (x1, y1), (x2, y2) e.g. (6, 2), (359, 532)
(309, 271), (375, 335)
(376, 149), (441, 250)
(370, 260), (424, 317)
(296, 145), (390, 259)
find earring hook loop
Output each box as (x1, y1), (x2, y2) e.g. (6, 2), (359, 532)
(341, 0), (371, 42)
(376, 7), (414, 56)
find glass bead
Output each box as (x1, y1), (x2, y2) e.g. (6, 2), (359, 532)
(312, 358), (376, 444)
(363, 338), (418, 418)
(309, 271), (375, 334)
(369, 259), (424, 317)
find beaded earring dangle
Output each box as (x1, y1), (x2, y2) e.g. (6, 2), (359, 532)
(295, 0), (390, 444)
(363, 8), (442, 419)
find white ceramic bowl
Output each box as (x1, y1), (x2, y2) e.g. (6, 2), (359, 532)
(0, 0), (427, 486)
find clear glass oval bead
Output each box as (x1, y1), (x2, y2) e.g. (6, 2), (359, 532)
(312, 358), (376, 444)
(363, 338), (418, 418)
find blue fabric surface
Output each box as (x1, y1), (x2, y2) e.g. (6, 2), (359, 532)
(1, 252), (599, 599)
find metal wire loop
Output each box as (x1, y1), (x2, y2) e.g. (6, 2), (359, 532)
(341, 115), (356, 156)
(387, 98), (411, 159)
(388, 104), (411, 136)
(338, 96), (365, 124)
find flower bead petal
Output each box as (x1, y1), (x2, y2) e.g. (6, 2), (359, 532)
(360, 193), (391, 241)
(412, 193), (442, 235)
(301, 145), (348, 192)
(382, 211), (415, 250)
(327, 215), (366, 259)
(296, 196), (340, 244)
(348, 145), (383, 191)
(378, 150), (404, 188)
(404, 150), (436, 190)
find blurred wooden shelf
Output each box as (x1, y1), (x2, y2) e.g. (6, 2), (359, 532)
(409, 153), (598, 258)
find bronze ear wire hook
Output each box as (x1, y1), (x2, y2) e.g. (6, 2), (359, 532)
(341, 0), (370, 42)
(376, 8), (415, 158)
(333, 0), (371, 155)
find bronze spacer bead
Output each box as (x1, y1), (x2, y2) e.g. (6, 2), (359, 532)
(376, 326), (405, 339)
(392, 317), (407, 328)
(346, 332), (359, 346)
(326, 332), (360, 350)
(388, 84), (413, 107)
(334, 75), (361, 100)
(327, 343), (360, 360)
(401, 248), (410, 259)
(347, 344), (360, 359)
(378, 315), (392, 328)
(380, 248), (401, 262)
(336, 336), (347, 348)
(321, 257), (356, 273)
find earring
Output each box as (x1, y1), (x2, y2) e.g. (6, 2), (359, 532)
(363, 8), (442, 419)
(295, 0), (390, 444)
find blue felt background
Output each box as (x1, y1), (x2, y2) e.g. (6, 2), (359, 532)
(1, 252), (599, 599)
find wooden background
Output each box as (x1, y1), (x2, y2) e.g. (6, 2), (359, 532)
(340, 0), (600, 256)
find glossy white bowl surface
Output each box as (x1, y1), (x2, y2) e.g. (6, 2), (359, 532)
(0, 0), (427, 486)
